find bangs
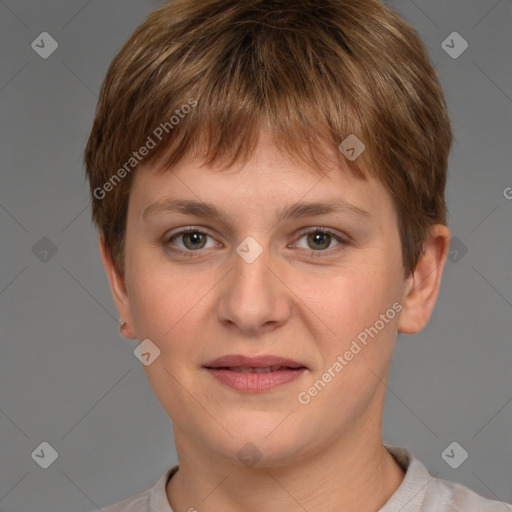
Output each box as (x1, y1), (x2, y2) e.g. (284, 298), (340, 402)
(106, 5), (375, 182)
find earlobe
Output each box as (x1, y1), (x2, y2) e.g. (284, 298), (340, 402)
(98, 234), (137, 339)
(397, 225), (450, 335)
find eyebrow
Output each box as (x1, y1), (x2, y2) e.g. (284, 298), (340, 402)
(142, 198), (373, 223)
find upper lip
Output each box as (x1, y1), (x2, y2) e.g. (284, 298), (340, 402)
(204, 355), (306, 369)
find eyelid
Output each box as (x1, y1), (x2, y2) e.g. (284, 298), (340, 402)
(293, 226), (349, 243)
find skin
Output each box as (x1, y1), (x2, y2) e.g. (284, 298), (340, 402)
(99, 129), (450, 512)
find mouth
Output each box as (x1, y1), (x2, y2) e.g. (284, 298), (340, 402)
(204, 354), (306, 369)
(217, 365), (299, 373)
(203, 355), (308, 393)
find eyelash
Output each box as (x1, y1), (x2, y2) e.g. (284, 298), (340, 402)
(164, 226), (349, 257)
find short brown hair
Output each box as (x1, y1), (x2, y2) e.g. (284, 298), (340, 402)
(84, 0), (452, 279)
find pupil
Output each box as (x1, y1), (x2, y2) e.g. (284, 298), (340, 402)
(186, 232), (204, 249)
(310, 232), (330, 250)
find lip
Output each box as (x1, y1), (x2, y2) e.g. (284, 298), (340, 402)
(203, 354), (308, 393)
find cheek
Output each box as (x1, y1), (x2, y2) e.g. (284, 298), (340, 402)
(309, 264), (402, 370)
(125, 250), (184, 338)
(125, 258), (204, 395)
(125, 251), (213, 363)
(308, 267), (387, 331)
(301, 271), (400, 419)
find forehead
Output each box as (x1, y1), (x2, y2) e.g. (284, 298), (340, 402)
(128, 130), (395, 229)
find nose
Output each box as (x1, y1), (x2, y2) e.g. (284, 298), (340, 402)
(216, 238), (291, 335)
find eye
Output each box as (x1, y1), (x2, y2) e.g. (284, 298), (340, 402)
(166, 227), (217, 252)
(165, 226), (348, 257)
(292, 228), (346, 253)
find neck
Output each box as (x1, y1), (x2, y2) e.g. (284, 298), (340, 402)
(167, 426), (405, 512)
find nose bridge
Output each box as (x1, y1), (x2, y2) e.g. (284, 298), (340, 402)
(217, 234), (288, 331)
(233, 234), (274, 301)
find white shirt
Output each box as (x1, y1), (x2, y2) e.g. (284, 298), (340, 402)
(97, 445), (510, 511)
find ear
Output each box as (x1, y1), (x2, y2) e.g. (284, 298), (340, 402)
(98, 233), (137, 339)
(398, 225), (450, 334)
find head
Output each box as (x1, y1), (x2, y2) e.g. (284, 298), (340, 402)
(85, 0), (452, 466)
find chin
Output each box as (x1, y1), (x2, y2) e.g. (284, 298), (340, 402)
(204, 414), (313, 468)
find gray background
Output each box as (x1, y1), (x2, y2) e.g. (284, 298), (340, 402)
(0, 1), (511, 511)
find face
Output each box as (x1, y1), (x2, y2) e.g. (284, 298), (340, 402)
(109, 130), (415, 467)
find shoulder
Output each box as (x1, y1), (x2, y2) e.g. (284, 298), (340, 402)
(383, 445), (510, 512)
(100, 489), (150, 512)
(426, 477), (510, 511)
(91, 466), (178, 512)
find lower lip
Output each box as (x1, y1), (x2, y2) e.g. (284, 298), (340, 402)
(205, 368), (306, 393)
